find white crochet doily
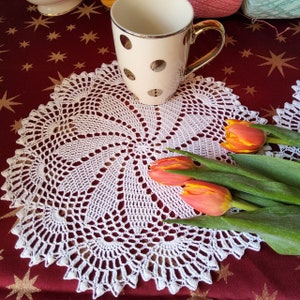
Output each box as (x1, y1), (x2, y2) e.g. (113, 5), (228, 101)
(269, 80), (300, 160)
(2, 61), (273, 298)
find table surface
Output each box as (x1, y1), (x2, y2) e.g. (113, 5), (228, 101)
(1, 0), (300, 299)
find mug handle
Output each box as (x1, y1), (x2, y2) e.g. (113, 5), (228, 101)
(185, 19), (225, 76)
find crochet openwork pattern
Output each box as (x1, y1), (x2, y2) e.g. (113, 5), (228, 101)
(271, 80), (300, 160)
(2, 61), (274, 298)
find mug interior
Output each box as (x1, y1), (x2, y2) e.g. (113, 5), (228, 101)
(111, 0), (194, 36)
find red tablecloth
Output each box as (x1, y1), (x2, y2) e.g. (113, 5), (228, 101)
(1, 0), (300, 299)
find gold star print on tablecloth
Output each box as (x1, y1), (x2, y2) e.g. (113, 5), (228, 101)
(253, 283), (278, 300)
(21, 63), (33, 71)
(47, 51), (67, 63)
(243, 85), (257, 96)
(80, 30), (99, 44)
(240, 48), (253, 58)
(290, 20), (300, 35)
(26, 4), (37, 12)
(47, 31), (61, 41)
(0, 207), (22, 231)
(0, 207), (21, 220)
(0, 91), (21, 113)
(71, 2), (102, 19)
(246, 22), (264, 32)
(216, 263), (234, 284)
(294, 257), (300, 271)
(66, 24), (76, 31)
(275, 35), (287, 43)
(188, 288), (211, 300)
(19, 40), (30, 48)
(25, 15), (54, 31)
(0, 44), (9, 61)
(98, 46), (110, 55)
(74, 61), (86, 69)
(6, 269), (41, 300)
(222, 66), (235, 76)
(261, 105), (278, 120)
(10, 118), (23, 133)
(43, 71), (71, 91)
(224, 34), (237, 47)
(257, 51), (298, 77)
(6, 27), (18, 35)
(0, 206), (22, 237)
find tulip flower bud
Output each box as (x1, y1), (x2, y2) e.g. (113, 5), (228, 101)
(221, 119), (266, 153)
(101, 0), (115, 8)
(148, 156), (195, 186)
(180, 180), (232, 216)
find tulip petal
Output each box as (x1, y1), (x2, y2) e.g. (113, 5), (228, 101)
(180, 180), (232, 216)
(220, 141), (257, 153)
(222, 120), (266, 153)
(148, 156), (195, 186)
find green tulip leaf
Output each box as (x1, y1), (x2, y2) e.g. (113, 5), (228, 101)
(231, 154), (300, 188)
(167, 169), (300, 206)
(165, 205), (300, 255)
(232, 191), (285, 207)
(167, 148), (269, 181)
(250, 124), (300, 147)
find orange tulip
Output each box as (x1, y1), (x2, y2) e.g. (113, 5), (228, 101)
(221, 119), (266, 153)
(148, 156), (195, 186)
(100, 0), (115, 8)
(180, 180), (232, 216)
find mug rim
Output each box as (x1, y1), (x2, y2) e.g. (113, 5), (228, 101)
(110, 0), (194, 38)
(111, 19), (193, 39)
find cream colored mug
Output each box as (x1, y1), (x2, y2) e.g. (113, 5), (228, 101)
(111, 0), (225, 105)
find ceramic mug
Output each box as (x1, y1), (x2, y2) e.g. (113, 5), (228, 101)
(26, 0), (82, 16)
(111, 0), (225, 105)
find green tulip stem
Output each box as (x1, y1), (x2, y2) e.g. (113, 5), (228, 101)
(266, 136), (290, 146)
(231, 199), (258, 211)
(250, 123), (300, 147)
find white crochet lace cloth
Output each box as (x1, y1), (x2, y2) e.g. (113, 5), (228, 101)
(5, 61), (297, 299)
(269, 80), (300, 160)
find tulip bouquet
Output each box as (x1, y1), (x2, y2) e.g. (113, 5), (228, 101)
(148, 120), (300, 255)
